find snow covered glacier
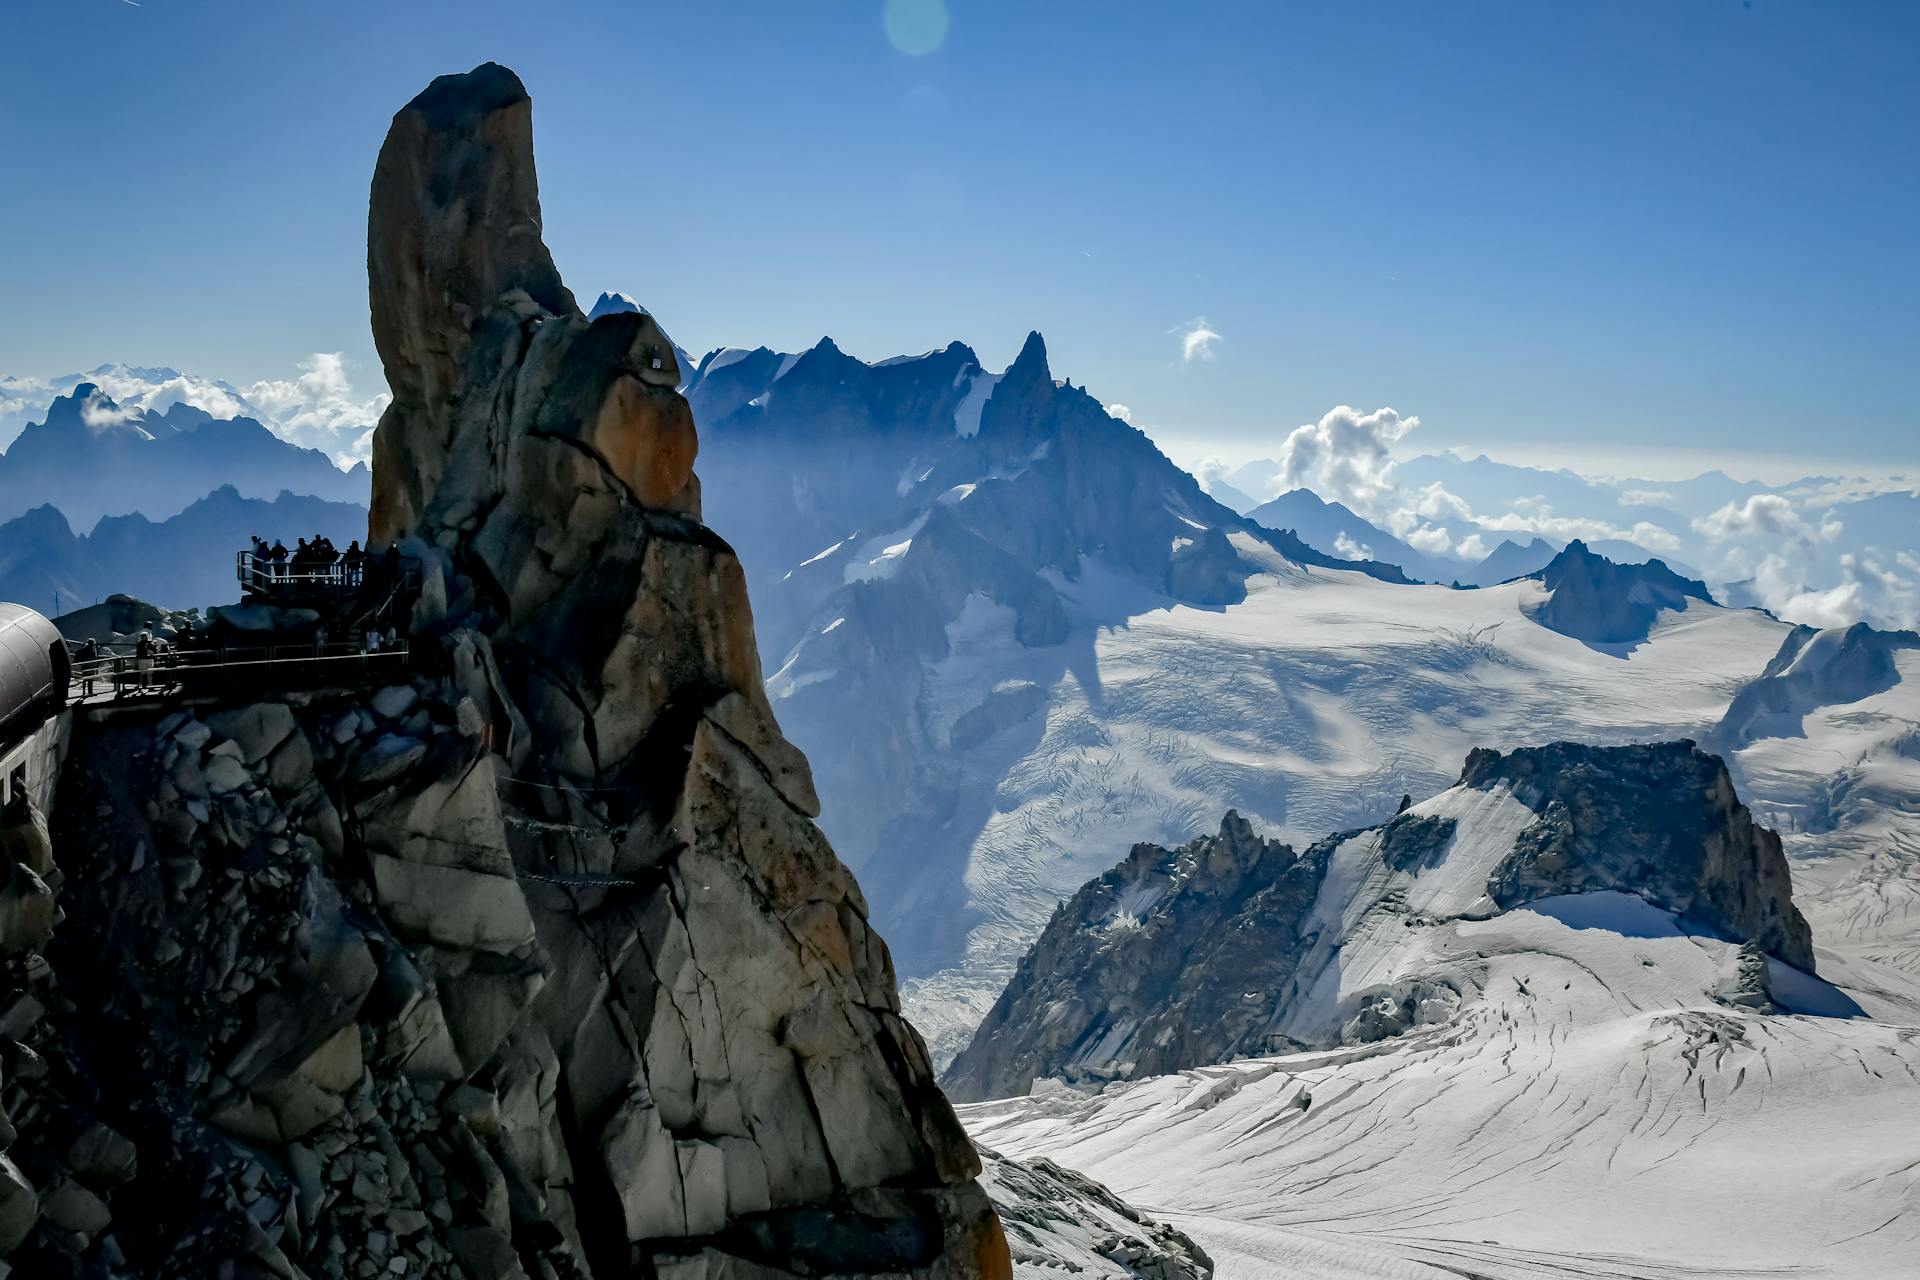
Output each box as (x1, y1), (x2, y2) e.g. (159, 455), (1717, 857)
(686, 332), (1920, 1075)
(955, 742), (1920, 1278)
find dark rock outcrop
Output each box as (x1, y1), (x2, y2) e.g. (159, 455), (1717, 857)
(943, 812), (1325, 1102)
(0, 62), (1008, 1279)
(1462, 741), (1812, 968)
(1707, 622), (1920, 751)
(1527, 540), (1714, 645)
(943, 741), (1814, 1102)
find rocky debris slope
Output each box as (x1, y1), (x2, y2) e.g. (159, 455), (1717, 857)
(944, 741), (1815, 1102)
(0, 62), (1008, 1279)
(1525, 540), (1714, 645)
(976, 1147), (1210, 1280)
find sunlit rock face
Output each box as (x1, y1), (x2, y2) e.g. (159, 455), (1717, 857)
(360, 62), (1009, 1278)
(0, 61), (1008, 1280)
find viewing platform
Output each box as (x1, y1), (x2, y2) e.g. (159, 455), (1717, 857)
(33, 544), (431, 718)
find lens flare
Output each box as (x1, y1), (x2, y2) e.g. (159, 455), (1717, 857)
(884, 0), (949, 57)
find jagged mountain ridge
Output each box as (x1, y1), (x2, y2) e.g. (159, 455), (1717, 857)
(697, 383), (1809, 1065)
(943, 741), (1815, 1102)
(689, 328), (1408, 984)
(0, 382), (369, 529)
(691, 330), (1404, 642)
(0, 485), (368, 613)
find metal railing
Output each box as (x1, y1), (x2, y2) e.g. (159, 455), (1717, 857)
(236, 549), (369, 594)
(69, 640), (413, 702)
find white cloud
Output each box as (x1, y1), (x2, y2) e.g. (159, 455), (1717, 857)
(1475, 504), (1632, 546)
(1106, 403), (1133, 423)
(1629, 521), (1683, 555)
(1333, 532), (1373, 560)
(1748, 551), (1920, 630)
(1693, 493), (1807, 541)
(1618, 489), (1675, 508)
(90, 368), (252, 422)
(1411, 482), (1473, 523)
(243, 353), (389, 466)
(0, 355), (386, 467)
(1405, 524), (1453, 555)
(1456, 533), (1488, 561)
(1274, 405), (1418, 512)
(1171, 317), (1222, 364)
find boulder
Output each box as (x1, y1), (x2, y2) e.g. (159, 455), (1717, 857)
(0, 1155), (35, 1254)
(206, 703), (297, 766)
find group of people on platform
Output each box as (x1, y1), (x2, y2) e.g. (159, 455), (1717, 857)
(248, 535), (380, 589)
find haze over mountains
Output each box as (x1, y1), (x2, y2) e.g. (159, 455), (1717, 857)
(0, 380), (372, 612)
(1209, 443), (1920, 630)
(6, 337), (1916, 625)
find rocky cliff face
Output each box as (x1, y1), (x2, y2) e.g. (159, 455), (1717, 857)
(0, 62), (1007, 1279)
(943, 741), (1814, 1103)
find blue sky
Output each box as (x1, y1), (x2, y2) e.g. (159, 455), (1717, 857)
(3, 0), (1915, 479)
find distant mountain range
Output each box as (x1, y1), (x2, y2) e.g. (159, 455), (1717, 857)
(1210, 449), (1919, 628)
(0, 382), (368, 529)
(0, 485), (368, 614)
(1244, 485), (1704, 585)
(0, 377), (372, 615)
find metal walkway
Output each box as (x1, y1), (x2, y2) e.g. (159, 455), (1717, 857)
(68, 642), (414, 709)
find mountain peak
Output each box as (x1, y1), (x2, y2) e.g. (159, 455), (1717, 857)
(586, 290), (642, 320)
(1007, 330), (1050, 382)
(1533, 541), (1714, 644)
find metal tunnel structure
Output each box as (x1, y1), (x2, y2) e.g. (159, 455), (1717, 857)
(0, 602), (67, 743)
